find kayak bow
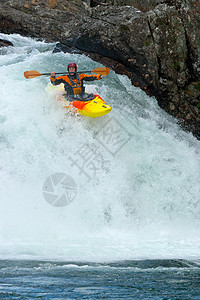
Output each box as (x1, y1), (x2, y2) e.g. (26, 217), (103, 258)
(49, 84), (112, 118)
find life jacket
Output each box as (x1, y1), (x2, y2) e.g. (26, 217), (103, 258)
(50, 73), (100, 97)
(68, 74), (83, 95)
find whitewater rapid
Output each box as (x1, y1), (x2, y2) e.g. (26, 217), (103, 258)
(0, 33), (200, 262)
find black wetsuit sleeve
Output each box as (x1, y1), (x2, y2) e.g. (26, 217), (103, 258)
(82, 76), (99, 82)
(51, 78), (66, 85)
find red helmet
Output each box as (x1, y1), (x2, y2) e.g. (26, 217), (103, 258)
(67, 62), (77, 72)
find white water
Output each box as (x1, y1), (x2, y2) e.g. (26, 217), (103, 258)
(0, 33), (200, 262)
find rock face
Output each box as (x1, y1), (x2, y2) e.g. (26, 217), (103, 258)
(0, 0), (200, 138)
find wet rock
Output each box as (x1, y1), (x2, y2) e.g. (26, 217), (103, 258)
(53, 43), (84, 55)
(0, 39), (13, 47)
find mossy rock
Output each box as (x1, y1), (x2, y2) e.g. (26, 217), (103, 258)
(120, 24), (130, 32)
(194, 84), (200, 91)
(174, 62), (181, 72)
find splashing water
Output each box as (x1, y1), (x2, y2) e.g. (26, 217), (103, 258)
(0, 33), (200, 262)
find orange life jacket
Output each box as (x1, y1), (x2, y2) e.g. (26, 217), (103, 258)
(51, 73), (101, 96)
(68, 75), (82, 95)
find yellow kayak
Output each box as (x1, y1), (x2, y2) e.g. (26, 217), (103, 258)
(49, 84), (112, 118)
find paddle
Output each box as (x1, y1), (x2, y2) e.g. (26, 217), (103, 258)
(24, 67), (110, 79)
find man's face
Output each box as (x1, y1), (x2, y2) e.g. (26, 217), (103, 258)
(69, 66), (76, 74)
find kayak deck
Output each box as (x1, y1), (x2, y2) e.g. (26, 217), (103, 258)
(63, 95), (111, 118)
(48, 83), (112, 118)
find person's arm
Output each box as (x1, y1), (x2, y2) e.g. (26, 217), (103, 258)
(80, 74), (104, 81)
(50, 72), (66, 85)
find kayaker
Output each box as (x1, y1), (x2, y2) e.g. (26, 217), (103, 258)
(50, 62), (104, 101)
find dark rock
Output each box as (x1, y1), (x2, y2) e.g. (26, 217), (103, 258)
(53, 43), (84, 55)
(0, 39), (13, 47)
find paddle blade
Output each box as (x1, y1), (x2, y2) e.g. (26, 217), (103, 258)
(24, 70), (42, 79)
(92, 67), (110, 76)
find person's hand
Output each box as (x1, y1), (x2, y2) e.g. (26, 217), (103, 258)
(51, 71), (56, 77)
(100, 75), (105, 79)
